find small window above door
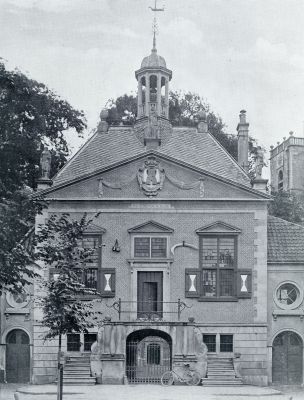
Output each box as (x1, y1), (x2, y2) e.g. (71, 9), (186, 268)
(128, 220), (173, 261)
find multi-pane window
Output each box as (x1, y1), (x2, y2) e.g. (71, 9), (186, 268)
(134, 237), (167, 258)
(80, 235), (101, 290)
(220, 334), (233, 352)
(200, 236), (236, 298)
(203, 334), (216, 352)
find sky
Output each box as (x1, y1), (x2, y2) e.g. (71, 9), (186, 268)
(1, 0), (304, 175)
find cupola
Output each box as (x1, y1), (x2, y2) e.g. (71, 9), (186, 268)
(135, 38), (172, 120)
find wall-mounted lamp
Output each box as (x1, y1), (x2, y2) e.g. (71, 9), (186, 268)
(112, 239), (120, 253)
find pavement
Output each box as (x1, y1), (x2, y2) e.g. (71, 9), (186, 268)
(1, 383), (304, 400)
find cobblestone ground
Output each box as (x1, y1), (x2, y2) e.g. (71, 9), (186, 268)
(1, 383), (304, 400)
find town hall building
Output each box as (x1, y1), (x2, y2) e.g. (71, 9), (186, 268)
(1, 29), (304, 388)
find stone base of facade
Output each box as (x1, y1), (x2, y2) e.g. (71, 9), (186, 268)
(31, 322), (268, 386)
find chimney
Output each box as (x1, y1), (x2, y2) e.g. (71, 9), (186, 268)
(237, 110), (249, 172)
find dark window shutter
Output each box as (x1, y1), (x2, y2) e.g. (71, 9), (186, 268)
(185, 269), (200, 298)
(101, 268), (116, 297)
(237, 269), (252, 298)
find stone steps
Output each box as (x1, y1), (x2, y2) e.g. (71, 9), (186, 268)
(202, 357), (243, 387)
(62, 354), (96, 386)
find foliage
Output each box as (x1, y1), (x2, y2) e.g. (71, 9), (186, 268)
(35, 213), (101, 341)
(0, 61), (86, 293)
(269, 190), (304, 224)
(104, 91), (260, 162)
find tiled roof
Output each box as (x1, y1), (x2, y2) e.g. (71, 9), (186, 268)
(53, 126), (250, 187)
(268, 215), (304, 263)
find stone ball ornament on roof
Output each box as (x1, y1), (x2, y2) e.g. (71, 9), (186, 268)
(97, 109), (109, 134)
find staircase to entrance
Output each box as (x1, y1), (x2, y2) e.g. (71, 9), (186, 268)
(63, 355), (96, 385)
(202, 357), (243, 386)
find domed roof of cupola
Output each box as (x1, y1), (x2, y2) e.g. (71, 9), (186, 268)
(141, 48), (167, 68)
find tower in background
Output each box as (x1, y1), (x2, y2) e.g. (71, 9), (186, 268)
(270, 131), (304, 198)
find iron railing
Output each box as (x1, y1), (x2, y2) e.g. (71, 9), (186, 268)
(106, 299), (191, 321)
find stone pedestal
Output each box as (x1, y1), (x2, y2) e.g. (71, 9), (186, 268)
(101, 354), (125, 384)
(252, 178), (268, 193)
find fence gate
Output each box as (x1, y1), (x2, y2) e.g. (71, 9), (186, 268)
(126, 335), (171, 384)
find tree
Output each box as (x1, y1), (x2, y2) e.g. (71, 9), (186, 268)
(35, 213), (101, 400)
(268, 190), (304, 224)
(0, 61), (86, 294)
(104, 91), (260, 163)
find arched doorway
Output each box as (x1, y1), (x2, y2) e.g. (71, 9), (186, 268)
(126, 329), (171, 384)
(6, 329), (30, 383)
(272, 331), (303, 384)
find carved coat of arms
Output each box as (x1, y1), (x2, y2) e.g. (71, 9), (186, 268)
(137, 157), (165, 197)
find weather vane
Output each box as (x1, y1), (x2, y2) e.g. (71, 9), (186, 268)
(149, 0), (165, 49)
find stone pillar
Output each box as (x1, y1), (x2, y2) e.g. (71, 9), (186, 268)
(157, 74), (162, 116)
(145, 73), (150, 117)
(165, 79), (169, 118)
(237, 110), (249, 172)
(137, 79), (143, 118)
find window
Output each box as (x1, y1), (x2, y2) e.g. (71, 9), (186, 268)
(203, 334), (216, 352)
(147, 343), (161, 365)
(200, 236), (236, 298)
(278, 170), (283, 191)
(274, 281), (303, 310)
(67, 333), (81, 351)
(134, 237), (167, 258)
(220, 335), (233, 352)
(75, 235), (101, 290)
(84, 333), (97, 352)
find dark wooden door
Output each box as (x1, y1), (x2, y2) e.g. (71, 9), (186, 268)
(6, 329), (30, 383)
(273, 331), (303, 384)
(137, 272), (163, 319)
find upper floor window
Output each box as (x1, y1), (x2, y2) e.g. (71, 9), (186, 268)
(200, 236), (236, 298)
(128, 220), (173, 261)
(278, 170), (283, 191)
(185, 222), (251, 301)
(134, 236), (167, 258)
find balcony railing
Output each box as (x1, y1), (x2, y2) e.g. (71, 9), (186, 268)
(106, 299), (191, 321)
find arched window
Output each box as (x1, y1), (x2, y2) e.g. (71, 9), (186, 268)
(278, 170), (283, 191)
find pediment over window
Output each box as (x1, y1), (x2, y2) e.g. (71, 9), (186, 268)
(84, 223), (106, 235)
(196, 221), (241, 235)
(128, 220), (174, 233)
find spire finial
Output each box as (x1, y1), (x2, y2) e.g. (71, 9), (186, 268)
(149, 0), (164, 52)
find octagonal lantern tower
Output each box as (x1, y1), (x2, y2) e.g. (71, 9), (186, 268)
(135, 39), (172, 120)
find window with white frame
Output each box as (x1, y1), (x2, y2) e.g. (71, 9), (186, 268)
(134, 236), (168, 258)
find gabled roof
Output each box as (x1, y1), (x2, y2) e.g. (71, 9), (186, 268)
(196, 221), (242, 235)
(268, 216), (304, 263)
(128, 220), (174, 233)
(52, 126), (251, 188)
(84, 223), (106, 234)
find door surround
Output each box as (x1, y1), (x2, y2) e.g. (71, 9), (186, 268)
(130, 264), (170, 321)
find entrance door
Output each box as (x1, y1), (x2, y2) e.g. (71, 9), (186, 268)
(137, 272), (163, 319)
(273, 331), (303, 384)
(6, 329), (30, 383)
